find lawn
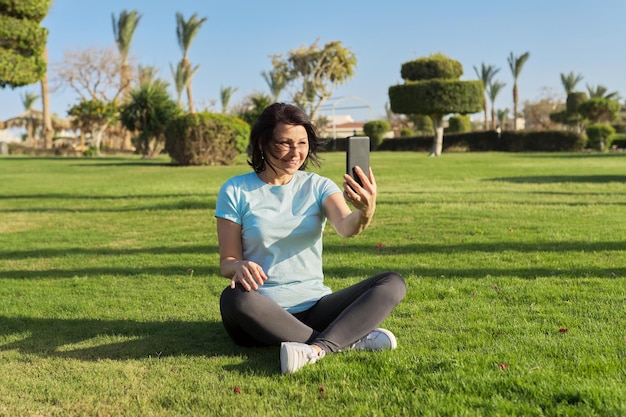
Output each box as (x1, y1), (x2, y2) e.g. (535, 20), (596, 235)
(1, 151), (625, 416)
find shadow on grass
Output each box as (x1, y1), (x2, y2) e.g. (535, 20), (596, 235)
(0, 265), (220, 279)
(0, 316), (279, 373)
(0, 244), (217, 261)
(488, 175), (626, 184)
(0, 201), (215, 213)
(2, 193), (211, 200)
(0, 316), (226, 359)
(323, 240), (626, 255)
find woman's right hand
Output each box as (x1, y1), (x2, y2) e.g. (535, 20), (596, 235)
(230, 260), (268, 291)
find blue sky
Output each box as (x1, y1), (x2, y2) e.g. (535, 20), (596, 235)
(2, 0), (625, 125)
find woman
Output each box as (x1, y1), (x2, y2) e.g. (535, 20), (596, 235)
(216, 103), (405, 374)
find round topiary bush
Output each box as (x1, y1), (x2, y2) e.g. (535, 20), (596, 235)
(165, 112), (250, 166)
(363, 120), (391, 149)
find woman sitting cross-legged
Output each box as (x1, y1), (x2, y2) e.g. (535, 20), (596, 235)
(216, 103), (406, 374)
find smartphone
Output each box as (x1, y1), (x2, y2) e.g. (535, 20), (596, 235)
(346, 136), (370, 187)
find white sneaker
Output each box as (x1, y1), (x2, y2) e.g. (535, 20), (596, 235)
(350, 328), (397, 351)
(280, 342), (325, 374)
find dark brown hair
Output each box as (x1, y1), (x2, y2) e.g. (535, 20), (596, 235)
(247, 103), (322, 173)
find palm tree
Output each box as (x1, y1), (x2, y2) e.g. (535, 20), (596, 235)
(112, 9), (142, 150)
(220, 85), (238, 114)
(507, 51), (530, 130)
(40, 48), (53, 149)
(473, 63), (500, 130)
(137, 65), (169, 90)
(261, 68), (287, 102)
(586, 84), (620, 100)
(170, 60), (199, 110)
(176, 12), (207, 114)
(112, 9), (142, 101)
(560, 71), (583, 95)
(119, 83), (180, 158)
(497, 108), (510, 130)
(20, 91), (40, 145)
(487, 81), (506, 130)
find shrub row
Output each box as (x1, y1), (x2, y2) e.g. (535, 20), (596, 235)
(332, 130), (588, 153)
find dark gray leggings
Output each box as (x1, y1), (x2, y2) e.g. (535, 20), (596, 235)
(219, 272), (406, 353)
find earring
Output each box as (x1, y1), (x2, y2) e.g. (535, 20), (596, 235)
(261, 150), (265, 160)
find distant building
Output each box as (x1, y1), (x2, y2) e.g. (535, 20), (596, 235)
(325, 115), (364, 138)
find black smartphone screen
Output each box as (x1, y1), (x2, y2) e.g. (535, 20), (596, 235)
(346, 136), (370, 187)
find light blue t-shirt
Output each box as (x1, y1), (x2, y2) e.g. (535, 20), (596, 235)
(215, 170), (342, 313)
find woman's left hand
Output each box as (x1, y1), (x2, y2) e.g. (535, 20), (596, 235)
(343, 166), (376, 218)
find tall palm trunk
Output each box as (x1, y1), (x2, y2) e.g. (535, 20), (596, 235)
(183, 57), (195, 114)
(121, 62), (133, 149)
(482, 99), (488, 131)
(512, 83), (519, 131)
(40, 49), (54, 149)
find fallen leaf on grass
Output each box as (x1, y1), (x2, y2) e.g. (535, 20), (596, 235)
(498, 363), (510, 370)
(559, 328), (568, 333)
(233, 386), (241, 394)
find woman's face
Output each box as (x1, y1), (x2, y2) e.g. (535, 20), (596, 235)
(264, 122), (309, 178)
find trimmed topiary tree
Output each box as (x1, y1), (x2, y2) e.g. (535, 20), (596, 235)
(586, 123), (615, 152)
(389, 53), (483, 156)
(0, 0), (51, 88)
(362, 120), (391, 150)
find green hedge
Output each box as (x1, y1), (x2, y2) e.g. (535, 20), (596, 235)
(374, 130), (584, 153)
(164, 112), (250, 166)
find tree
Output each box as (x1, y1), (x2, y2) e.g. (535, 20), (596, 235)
(220, 85), (238, 114)
(112, 9), (141, 101)
(53, 46), (126, 102)
(0, 0), (51, 88)
(112, 9), (142, 151)
(40, 47), (53, 149)
(270, 39), (357, 120)
(523, 89), (565, 131)
(487, 80), (506, 129)
(261, 68), (287, 102)
(233, 92), (273, 127)
(578, 98), (620, 124)
(67, 99), (118, 155)
(175, 12), (207, 114)
(550, 91), (587, 133)
(388, 53), (483, 156)
(560, 71), (583, 95)
(473, 63), (500, 130)
(497, 108), (509, 129)
(586, 84), (620, 100)
(507, 51), (530, 131)
(137, 65), (168, 90)
(19, 90), (39, 144)
(119, 83), (180, 158)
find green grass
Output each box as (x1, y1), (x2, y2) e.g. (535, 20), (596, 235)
(1, 152), (625, 416)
